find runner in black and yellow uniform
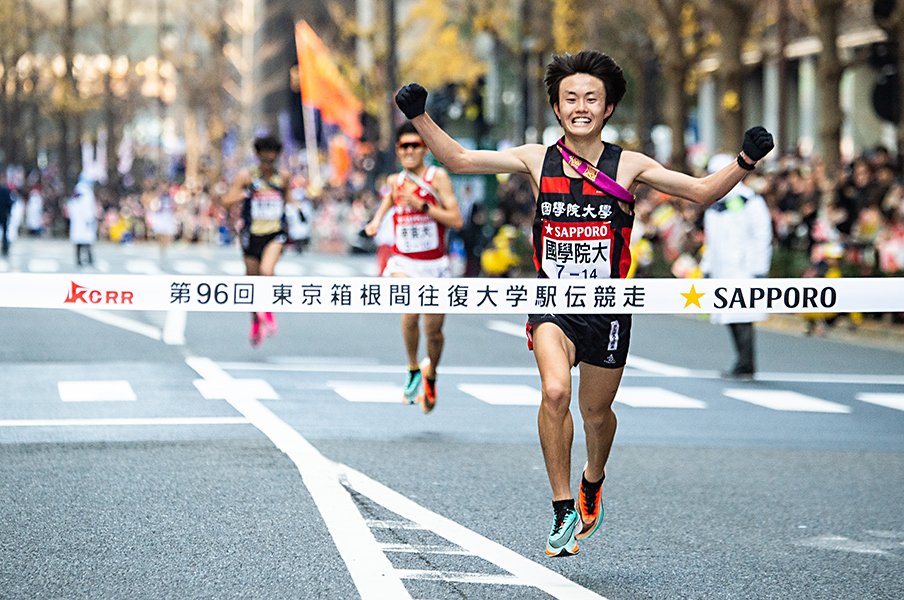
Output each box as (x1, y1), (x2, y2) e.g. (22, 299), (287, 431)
(222, 135), (295, 347)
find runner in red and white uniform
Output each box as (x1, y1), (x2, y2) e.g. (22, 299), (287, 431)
(365, 122), (463, 414)
(394, 50), (774, 556)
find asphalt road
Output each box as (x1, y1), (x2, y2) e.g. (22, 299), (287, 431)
(1, 239), (902, 599)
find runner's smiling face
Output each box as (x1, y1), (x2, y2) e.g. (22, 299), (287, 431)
(553, 73), (614, 138)
(396, 134), (427, 170)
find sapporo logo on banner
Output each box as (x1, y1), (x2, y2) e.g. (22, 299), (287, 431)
(64, 281), (134, 305)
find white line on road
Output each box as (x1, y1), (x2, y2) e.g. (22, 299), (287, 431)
(616, 387), (706, 409)
(396, 569), (521, 586)
(458, 383), (541, 406)
(185, 356), (410, 600)
(340, 462), (609, 600)
(58, 380), (137, 402)
(0, 417), (249, 427)
(723, 389), (851, 413)
(162, 310), (187, 345)
(68, 307), (162, 341)
(855, 393), (904, 412)
(328, 381), (403, 403)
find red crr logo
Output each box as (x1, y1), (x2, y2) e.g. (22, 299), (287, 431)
(64, 281), (134, 304)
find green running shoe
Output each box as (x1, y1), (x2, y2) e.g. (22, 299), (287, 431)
(402, 369), (422, 405)
(545, 506), (580, 557)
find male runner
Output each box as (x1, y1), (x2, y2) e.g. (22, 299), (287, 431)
(395, 50), (774, 555)
(364, 122), (463, 413)
(222, 135), (295, 347)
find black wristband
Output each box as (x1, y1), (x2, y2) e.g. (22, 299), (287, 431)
(737, 154), (756, 171)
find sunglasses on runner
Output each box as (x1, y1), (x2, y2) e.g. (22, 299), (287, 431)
(397, 142), (424, 150)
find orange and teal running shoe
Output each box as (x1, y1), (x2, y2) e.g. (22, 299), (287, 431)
(419, 376), (437, 413)
(402, 368), (422, 405)
(546, 504), (580, 557)
(576, 465), (605, 540)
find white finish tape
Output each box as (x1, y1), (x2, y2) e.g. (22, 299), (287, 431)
(0, 273), (901, 314)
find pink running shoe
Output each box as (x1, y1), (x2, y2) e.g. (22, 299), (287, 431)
(262, 312), (278, 337)
(250, 318), (264, 347)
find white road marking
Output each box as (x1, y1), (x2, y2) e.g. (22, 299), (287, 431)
(0, 417), (249, 427)
(487, 320), (525, 337)
(125, 259), (161, 274)
(313, 262), (356, 277)
(219, 261), (246, 275)
(162, 310), (187, 345)
(380, 543), (471, 555)
(172, 259), (207, 274)
(856, 393), (904, 412)
(222, 361), (540, 377)
(615, 387), (706, 409)
(328, 382), (402, 403)
(58, 380), (137, 402)
(797, 534), (900, 556)
(185, 357), (410, 600)
(396, 569), (521, 586)
(275, 261), (304, 276)
(723, 389), (851, 413)
(340, 463), (609, 600)
(625, 355), (698, 377)
(458, 383), (540, 406)
(193, 378), (279, 400)
(28, 258), (59, 272)
(67, 307), (162, 341)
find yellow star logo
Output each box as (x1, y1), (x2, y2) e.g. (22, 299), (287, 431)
(681, 284), (705, 308)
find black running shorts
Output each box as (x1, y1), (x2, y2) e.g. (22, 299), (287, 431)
(526, 313), (632, 368)
(242, 230), (287, 260)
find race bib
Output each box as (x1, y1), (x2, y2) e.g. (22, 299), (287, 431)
(395, 212), (440, 254)
(251, 190), (284, 221)
(541, 220), (612, 279)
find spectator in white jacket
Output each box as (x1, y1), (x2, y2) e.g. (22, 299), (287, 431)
(68, 175), (98, 267)
(700, 153), (773, 379)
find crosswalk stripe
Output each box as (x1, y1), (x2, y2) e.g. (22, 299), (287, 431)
(328, 381), (402, 403)
(126, 259), (161, 274)
(458, 383), (540, 406)
(58, 380), (137, 402)
(172, 259), (207, 274)
(856, 393), (904, 412)
(723, 389), (850, 413)
(28, 258), (59, 272)
(275, 262), (305, 276)
(615, 387), (706, 408)
(219, 261), (246, 275)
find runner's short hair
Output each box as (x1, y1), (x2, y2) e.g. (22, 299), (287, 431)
(544, 50), (627, 124)
(396, 121), (421, 142)
(253, 135), (283, 154)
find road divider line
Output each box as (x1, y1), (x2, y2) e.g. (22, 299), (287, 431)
(185, 356), (410, 600)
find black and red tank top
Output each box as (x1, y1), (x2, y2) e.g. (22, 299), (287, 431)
(391, 166), (447, 261)
(532, 143), (634, 280)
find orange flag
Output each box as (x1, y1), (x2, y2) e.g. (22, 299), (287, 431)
(295, 20), (363, 140)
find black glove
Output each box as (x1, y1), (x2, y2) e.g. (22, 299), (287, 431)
(742, 126), (774, 162)
(395, 83), (428, 119)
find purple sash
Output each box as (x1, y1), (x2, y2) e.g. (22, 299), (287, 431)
(555, 137), (635, 203)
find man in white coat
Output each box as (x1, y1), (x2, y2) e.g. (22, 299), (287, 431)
(700, 153), (773, 379)
(68, 175), (98, 267)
